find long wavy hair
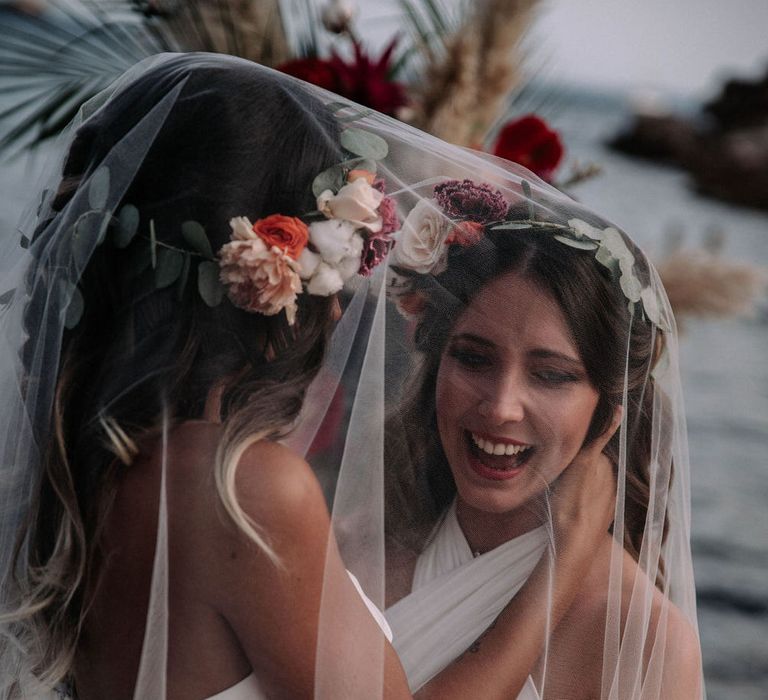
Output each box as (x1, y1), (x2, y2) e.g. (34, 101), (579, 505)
(386, 206), (667, 580)
(7, 55), (343, 693)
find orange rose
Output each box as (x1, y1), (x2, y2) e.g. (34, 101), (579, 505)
(251, 214), (309, 259)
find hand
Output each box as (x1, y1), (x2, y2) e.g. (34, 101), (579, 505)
(549, 405), (623, 547)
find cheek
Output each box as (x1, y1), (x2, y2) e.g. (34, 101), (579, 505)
(556, 389), (600, 450)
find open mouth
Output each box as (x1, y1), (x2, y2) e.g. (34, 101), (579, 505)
(464, 430), (534, 480)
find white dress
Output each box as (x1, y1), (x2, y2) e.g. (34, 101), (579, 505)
(385, 501), (548, 699)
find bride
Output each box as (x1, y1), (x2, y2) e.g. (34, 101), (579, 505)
(0, 52), (703, 699)
(384, 194), (704, 698)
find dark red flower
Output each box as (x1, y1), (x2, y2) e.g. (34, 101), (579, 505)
(492, 115), (564, 182)
(277, 57), (340, 93)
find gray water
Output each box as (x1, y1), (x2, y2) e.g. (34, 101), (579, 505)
(2, 87), (767, 699)
(536, 87), (768, 699)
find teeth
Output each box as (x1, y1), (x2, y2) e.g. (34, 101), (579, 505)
(472, 433), (530, 456)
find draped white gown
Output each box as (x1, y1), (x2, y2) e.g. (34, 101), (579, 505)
(386, 501), (548, 699)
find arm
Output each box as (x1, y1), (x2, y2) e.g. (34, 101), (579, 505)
(203, 440), (412, 700)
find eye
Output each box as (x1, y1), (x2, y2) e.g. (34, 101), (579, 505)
(534, 368), (580, 385)
(447, 346), (492, 370)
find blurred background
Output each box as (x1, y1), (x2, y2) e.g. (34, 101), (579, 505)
(1, 1), (766, 697)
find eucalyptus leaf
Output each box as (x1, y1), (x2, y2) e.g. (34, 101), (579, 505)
(326, 101), (374, 123)
(149, 219), (157, 269)
(176, 254), (192, 301)
(595, 244), (619, 275)
(619, 271), (642, 303)
(312, 164), (345, 198)
(340, 128), (389, 160)
(115, 204), (140, 248)
(198, 261), (224, 307)
(72, 213), (96, 271)
(96, 212), (111, 246)
(20, 235), (30, 249)
(155, 249), (184, 289)
(553, 235), (598, 250)
(181, 220), (213, 258)
(0, 289), (14, 306)
(491, 222), (534, 230)
(124, 244), (153, 279)
(521, 180), (535, 219)
(64, 285), (84, 330)
(88, 166), (110, 209)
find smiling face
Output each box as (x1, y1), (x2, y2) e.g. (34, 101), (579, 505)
(435, 271), (600, 524)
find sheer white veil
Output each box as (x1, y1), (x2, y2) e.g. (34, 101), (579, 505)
(0, 52), (702, 699)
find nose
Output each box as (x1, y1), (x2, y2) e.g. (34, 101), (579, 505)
(478, 371), (526, 426)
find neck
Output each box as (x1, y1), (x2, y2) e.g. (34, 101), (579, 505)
(454, 497), (544, 555)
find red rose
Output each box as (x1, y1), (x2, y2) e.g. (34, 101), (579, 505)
(492, 115), (564, 182)
(277, 57), (340, 92)
(251, 214), (309, 259)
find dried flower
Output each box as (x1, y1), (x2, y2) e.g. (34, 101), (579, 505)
(433, 179), (507, 223)
(492, 115), (564, 182)
(321, 0), (357, 34)
(219, 241), (302, 324)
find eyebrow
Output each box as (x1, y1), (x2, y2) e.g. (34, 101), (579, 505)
(450, 333), (583, 367)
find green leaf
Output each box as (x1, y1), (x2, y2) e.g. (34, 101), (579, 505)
(64, 284), (84, 330)
(198, 261), (225, 307)
(149, 219), (157, 269)
(0, 289), (15, 306)
(176, 254), (192, 301)
(115, 205), (140, 248)
(181, 220), (214, 258)
(88, 166), (110, 209)
(326, 101), (373, 123)
(340, 128), (389, 160)
(155, 249), (184, 289)
(20, 235), (31, 249)
(96, 212), (111, 246)
(521, 180), (535, 220)
(312, 164), (345, 198)
(491, 222), (534, 230)
(553, 235), (598, 250)
(595, 244), (619, 275)
(72, 213), (95, 271)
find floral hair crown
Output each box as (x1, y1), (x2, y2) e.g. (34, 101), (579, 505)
(51, 117), (399, 329)
(389, 178), (670, 332)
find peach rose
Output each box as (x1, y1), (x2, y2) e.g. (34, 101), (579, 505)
(446, 220), (484, 246)
(250, 214), (309, 259)
(219, 240), (302, 325)
(394, 198), (449, 274)
(347, 169), (376, 185)
(317, 178), (383, 233)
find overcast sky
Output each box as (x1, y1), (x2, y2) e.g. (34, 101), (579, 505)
(355, 0), (768, 99)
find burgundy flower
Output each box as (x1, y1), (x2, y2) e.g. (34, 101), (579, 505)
(492, 115), (564, 182)
(277, 57), (340, 92)
(433, 179), (507, 223)
(377, 194), (400, 236)
(358, 233), (394, 276)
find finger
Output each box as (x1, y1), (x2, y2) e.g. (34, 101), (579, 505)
(586, 405), (624, 456)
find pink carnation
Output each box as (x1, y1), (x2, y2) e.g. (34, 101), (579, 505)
(378, 195), (400, 236)
(358, 233), (394, 277)
(219, 239), (302, 325)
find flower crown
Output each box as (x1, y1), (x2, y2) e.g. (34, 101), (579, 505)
(388, 178), (670, 332)
(52, 121), (400, 330)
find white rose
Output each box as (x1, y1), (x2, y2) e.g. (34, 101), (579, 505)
(394, 198), (449, 274)
(309, 219), (359, 264)
(307, 262), (344, 296)
(317, 179), (384, 233)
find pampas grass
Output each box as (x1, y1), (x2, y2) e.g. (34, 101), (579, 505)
(657, 249), (767, 324)
(411, 0), (541, 146)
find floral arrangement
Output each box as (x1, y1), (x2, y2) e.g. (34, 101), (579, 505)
(389, 178), (670, 331)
